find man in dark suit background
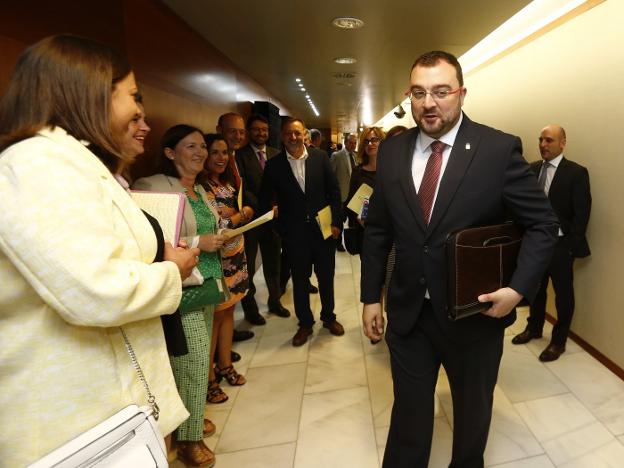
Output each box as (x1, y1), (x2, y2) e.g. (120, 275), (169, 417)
(236, 114), (290, 325)
(361, 51), (558, 467)
(512, 124), (591, 361)
(260, 117), (345, 347)
(330, 133), (358, 252)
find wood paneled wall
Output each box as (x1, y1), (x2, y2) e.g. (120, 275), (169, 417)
(0, 0), (290, 178)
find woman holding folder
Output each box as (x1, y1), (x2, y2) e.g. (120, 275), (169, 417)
(346, 126), (386, 254)
(202, 133), (251, 393)
(0, 35), (197, 466)
(133, 124), (226, 467)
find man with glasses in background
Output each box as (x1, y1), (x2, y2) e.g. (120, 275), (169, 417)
(331, 133), (358, 251)
(236, 114), (291, 325)
(361, 51), (558, 467)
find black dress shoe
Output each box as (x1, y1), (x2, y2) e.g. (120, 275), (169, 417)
(268, 303), (291, 318)
(232, 329), (254, 342)
(244, 311), (266, 326)
(308, 283), (318, 294)
(511, 328), (542, 345)
(292, 327), (313, 347)
(539, 344), (565, 362)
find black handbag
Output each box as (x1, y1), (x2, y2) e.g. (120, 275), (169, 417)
(446, 222), (522, 320)
(343, 227), (362, 255)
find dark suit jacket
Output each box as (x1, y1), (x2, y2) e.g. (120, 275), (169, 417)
(361, 114), (559, 343)
(531, 158), (591, 258)
(259, 147), (342, 238)
(236, 144), (279, 213)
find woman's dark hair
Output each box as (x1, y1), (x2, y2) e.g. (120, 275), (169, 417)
(203, 133), (236, 188)
(0, 34), (132, 171)
(386, 125), (408, 139)
(159, 124), (206, 179)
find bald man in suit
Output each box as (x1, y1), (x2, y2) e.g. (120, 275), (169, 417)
(512, 125), (591, 361)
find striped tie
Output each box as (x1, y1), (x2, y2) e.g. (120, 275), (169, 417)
(418, 140), (445, 224)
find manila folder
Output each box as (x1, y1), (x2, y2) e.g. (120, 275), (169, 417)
(315, 205), (333, 240)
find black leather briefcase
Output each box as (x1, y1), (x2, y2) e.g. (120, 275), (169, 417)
(446, 222), (522, 320)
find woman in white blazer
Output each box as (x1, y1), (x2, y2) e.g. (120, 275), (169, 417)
(0, 35), (198, 467)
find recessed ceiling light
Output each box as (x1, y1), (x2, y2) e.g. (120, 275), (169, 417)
(301, 88), (306, 91)
(305, 94), (310, 98)
(332, 17), (364, 30)
(334, 57), (357, 64)
(295, 78), (301, 82)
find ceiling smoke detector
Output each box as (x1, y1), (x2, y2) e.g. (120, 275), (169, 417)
(331, 17), (364, 30)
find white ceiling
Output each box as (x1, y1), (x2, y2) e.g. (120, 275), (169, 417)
(163, 0), (531, 133)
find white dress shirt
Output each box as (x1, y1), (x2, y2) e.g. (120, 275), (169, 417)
(540, 153), (563, 195)
(286, 147), (309, 192)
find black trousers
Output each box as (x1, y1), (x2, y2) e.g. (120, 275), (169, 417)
(383, 300), (504, 468)
(283, 223), (336, 328)
(241, 224), (282, 311)
(528, 239), (575, 346)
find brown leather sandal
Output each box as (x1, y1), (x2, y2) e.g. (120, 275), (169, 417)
(206, 380), (229, 404)
(177, 440), (215, 467)
(203, 418), (216, 437)
(215, 364), (247, 386)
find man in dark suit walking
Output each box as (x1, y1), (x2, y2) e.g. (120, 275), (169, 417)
(260, 117), (345, 347)
(512, 124), (591, 361)
(236, 114), (290, 325)
(361, 51), (558, 467)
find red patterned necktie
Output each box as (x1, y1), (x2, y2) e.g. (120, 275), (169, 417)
(418, 140), (445, 224)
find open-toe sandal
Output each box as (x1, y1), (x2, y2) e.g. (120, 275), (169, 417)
(206, 380), (229, 404)
(215, 364), (247, 386)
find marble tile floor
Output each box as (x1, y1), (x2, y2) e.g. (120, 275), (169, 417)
(172, 253), (624, 468)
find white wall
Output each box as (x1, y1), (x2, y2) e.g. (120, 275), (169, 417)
(463, 0), (624, 368)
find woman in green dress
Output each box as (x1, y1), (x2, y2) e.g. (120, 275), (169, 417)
(133, 124), (226, 468)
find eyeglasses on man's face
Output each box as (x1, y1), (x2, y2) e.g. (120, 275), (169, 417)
(405, 87), (463, 102)
(364, 137), (381, 146)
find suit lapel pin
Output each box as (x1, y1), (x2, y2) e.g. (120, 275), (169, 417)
(465, 143), (471, 150)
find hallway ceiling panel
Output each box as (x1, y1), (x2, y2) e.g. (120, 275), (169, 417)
(163, 0), (531, 132)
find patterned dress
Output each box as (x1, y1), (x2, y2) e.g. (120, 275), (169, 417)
(205, 180), (249, 311)
(170, 188), (222, 441)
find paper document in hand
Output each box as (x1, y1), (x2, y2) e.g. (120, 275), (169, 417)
(222, 209), (274, 239)
(130, 191), (185, 245)
(315, 205), (333, 239)
(237, 179), (243, 212)
(346, 183), (373, 215)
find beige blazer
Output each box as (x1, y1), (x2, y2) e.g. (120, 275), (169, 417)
(133, 174), (221, 242)
(0, 127), (188, 467)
